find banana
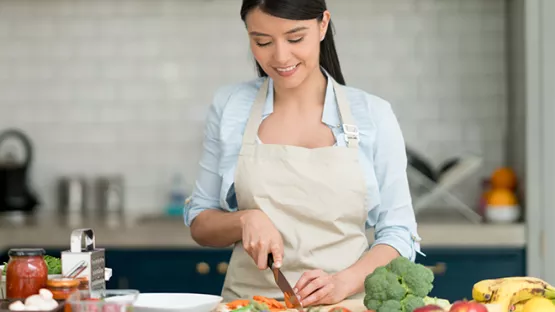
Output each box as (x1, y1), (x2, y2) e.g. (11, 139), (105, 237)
(472, 277), (555, 303)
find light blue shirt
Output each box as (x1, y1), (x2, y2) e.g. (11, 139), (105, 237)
(185, 71), (423, 261)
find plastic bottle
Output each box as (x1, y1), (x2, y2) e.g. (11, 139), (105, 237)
(165, 173), (186, 216)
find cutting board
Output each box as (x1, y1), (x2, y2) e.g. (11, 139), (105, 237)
(216, 299), (503, 312)
(215, 299), (365, 311)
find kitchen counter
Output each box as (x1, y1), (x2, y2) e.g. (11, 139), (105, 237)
(0, 214), (526, 251)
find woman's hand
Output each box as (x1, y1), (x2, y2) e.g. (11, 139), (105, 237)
(293, 270), (349, 307)
(240, 209), (284, 270)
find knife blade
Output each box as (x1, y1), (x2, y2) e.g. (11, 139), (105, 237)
(267, 254), (304, 311)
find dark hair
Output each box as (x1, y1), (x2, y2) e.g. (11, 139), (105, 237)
(240, 0), (345, 85)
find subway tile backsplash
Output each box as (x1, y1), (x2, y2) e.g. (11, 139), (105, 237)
(0, 0), (507, 214)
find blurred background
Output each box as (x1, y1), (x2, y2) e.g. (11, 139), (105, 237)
(0, 0), (552, 302)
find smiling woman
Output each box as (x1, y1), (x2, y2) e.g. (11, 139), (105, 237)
(185, 0), (422, 308)
(240, 0), (344, 88)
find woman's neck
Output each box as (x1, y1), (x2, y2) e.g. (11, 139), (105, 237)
(273, 68), (327, 110)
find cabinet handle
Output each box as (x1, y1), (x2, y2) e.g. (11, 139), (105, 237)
(425, 262), (447, 275)
(196, 262), (210, 274)
(217, 262), (228, 275)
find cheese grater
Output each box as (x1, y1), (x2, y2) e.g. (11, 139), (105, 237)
(61, 228), (106, 291)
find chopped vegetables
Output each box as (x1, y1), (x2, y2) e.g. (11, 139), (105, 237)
(223, 296), (353, 312)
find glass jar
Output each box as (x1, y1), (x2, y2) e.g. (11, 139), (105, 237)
(5, 248), (48, 299)
(47, 278), (80, 300)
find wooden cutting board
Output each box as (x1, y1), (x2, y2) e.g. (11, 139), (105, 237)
(216, 299), (502, 312)
(215, 299), (364, 311)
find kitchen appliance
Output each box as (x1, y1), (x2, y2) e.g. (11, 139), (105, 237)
(267, 254), (303, 311)
(61, 228), (106, 292)
(95, 175), (124, 226)
(58, 176), (88, 226)
(0, 129), (39, 216)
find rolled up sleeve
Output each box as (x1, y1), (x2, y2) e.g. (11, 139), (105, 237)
(184, 87), (233, 227)
(367, 99), (422, 261)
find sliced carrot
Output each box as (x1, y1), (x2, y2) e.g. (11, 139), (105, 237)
(252, 295), (285, 309)
(226, 299), (251, 309)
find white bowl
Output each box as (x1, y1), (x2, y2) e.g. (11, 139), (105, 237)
(0, 265), (113, 299)
(133, 293), (223, 312)
(485, 205), (521, 223)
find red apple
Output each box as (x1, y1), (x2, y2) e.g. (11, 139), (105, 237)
(449, 300), (488, 312)
(414, 304), (445, 312)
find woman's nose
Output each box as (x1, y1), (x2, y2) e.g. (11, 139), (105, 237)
(273, 41), (291, 64)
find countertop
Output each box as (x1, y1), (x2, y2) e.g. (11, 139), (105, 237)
(0, 213), (526, 251)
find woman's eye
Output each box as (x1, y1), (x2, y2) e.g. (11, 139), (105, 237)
(256, 41), (271, 47)
(289, 37), (304, 43)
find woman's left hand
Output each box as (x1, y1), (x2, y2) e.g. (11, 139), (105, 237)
(293, 270), (348, 307)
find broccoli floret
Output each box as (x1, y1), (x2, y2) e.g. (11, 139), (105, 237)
(401, 294), (425, 312)
(377, 300), (403, 312)
(364, 296), (381, 310)
(401, 263), (434, 297)
(364, 266), (407, 301)
(386, 255), (412, 277)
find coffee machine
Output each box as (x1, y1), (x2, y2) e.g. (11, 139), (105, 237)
(0, 129), (40, 217)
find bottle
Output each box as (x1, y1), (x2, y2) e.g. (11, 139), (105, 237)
(165, 173), (186, 216)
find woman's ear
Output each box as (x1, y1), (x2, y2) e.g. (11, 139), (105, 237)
(320, 10), (331, 41)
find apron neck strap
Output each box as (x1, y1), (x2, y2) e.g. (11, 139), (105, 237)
(242, 76), (359, 148)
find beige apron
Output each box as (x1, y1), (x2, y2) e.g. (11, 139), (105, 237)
(221, 76), (369, 301)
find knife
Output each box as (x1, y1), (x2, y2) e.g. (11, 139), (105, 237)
(267, 254), (304, 311)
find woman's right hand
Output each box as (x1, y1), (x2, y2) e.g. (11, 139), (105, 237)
(240, 209), (284, 270)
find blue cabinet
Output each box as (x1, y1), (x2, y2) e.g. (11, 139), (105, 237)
(416, 247), (526, 302)
(0, 246), (526, 302)
(105, 249), (232, 295)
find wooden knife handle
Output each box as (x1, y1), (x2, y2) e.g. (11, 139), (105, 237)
(267, 253), (274, 269)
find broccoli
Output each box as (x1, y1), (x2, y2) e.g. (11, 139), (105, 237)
(363, 256), (434, 312)
(377, 300), (403, 312)
(364, 267), (407, 301)
(401, 295), (425, 311)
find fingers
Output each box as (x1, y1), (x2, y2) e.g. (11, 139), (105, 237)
(296, 274), (328, 302)
(302, 283), (334, 307)
(256, 241), (269, 270)
(269, 242), (283, 268)
(294, 270), (324, 295)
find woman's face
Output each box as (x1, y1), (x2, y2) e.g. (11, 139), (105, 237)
(245, 8), (330, 89)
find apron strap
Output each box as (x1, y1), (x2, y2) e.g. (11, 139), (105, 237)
(241, 78), (270, 147)
(331, 79), (359, 149)
(240, 76), (359, 149)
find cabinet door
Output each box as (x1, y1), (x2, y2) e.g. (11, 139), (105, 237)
(115, 249), (232, 295)
(417, 248), (526, 302)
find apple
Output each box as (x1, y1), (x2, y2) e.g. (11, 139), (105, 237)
(414, 304), (446, 312)
(449, 300), (488, 312)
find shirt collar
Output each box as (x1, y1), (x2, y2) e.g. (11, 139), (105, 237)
(262, 68), (341, 128)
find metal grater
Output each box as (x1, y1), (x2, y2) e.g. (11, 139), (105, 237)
(61, 228), (106, 291)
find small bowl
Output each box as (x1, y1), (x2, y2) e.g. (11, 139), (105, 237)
(65, 289), (139, 312)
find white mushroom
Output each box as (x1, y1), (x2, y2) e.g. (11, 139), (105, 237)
(8, 301), (25, 311)
(24, 295), (44, 307)
(39, 288), (53, 300)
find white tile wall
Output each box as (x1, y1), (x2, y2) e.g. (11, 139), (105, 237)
(0, 0), (507, 215)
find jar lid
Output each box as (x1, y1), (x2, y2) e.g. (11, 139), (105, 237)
(47, 278), (80, 288)
(8, 248), (46, 257)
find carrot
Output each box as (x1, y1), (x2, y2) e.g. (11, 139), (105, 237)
(253, 295), (285, 309)
(226, 299), (251, 309)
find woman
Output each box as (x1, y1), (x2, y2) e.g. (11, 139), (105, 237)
(185, 0), (422, 307)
